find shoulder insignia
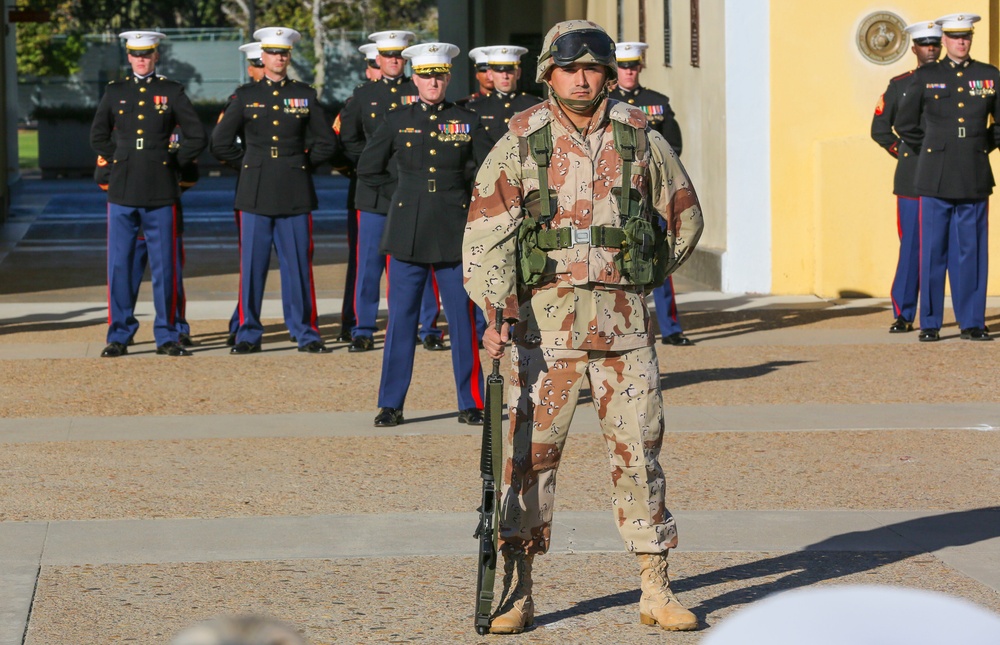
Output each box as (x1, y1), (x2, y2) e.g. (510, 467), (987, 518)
(608, 101), (648, 130)
(891, 70), (916, 82)
(508, 102), (551, 137)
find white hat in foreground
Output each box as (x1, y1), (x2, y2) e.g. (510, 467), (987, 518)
(702, 585), (1000, 645)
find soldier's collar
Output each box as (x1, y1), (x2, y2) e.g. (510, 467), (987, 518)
(947, 57), (972, 68)
(264, 76), (289, 86)
(493, 89), (515, 99)
(418, 100), (447, 111)
(132, 72), (155, 83)
(381, 75), (406, 85)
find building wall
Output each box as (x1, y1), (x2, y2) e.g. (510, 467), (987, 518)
(584, 0), (731, 288)
(770, 0), (995, 297)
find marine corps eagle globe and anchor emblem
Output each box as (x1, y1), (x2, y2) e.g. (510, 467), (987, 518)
(857, 11), (908, 64)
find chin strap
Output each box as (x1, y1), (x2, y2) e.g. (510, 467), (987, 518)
(547, 81), (608, 114)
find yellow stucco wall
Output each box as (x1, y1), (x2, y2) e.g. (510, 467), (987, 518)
(771, 1), (995, 297)
(584, 0), (728, 253)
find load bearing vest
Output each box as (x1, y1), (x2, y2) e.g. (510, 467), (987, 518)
(515, 117), (671, 288)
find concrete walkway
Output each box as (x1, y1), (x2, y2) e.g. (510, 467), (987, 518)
(4, 178), (1000, 643)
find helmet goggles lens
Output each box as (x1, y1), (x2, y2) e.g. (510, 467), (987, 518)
(549, 29), (615, 66)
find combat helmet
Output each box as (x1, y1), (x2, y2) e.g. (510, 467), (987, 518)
(536, 20), (618, 83)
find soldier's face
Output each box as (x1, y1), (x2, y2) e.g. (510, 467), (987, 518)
(943, 32), (973, 60)
(414, 72), (450, 104)
(378, 53), (405, 78)
(476, 69), (495, 92)
(487, 68), (519, 93)
(262, 49), (291, 77)
(247, 62), (265, 82)
(365, 66), (382, 81)
(617, 64), (641, 90)
(127, 50), (158, 76)
(548, 63), (608, 104)
(911, 42), (941, 67)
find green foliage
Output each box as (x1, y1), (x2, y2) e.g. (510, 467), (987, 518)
(18, 130), (39, 169)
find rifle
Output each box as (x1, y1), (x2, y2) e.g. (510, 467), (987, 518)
(474, 307), (505, 634)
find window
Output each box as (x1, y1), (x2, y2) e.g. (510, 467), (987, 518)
(663, 0), (672, 67)
(691, 0), (700, 68)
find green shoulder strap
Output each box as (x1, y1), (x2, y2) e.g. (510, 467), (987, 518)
(611, 119), (640, 220)
(527, 124), (554, 226)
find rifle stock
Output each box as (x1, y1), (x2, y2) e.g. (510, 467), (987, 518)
(474, 307), (505, 634)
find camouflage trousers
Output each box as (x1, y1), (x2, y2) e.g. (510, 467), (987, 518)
(498, 343), (678, 555)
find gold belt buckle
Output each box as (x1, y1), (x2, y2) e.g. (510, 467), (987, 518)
(136, 138), (144, 150)
(427, 179), (436, 193)
(270, 147), (279, 158)
(958, 127), (966, 138)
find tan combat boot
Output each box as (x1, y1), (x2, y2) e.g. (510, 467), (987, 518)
(489, 550), (534, 634)
(636, 553), (698, 631)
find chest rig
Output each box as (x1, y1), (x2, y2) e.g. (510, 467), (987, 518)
(516, 117), (670, 288)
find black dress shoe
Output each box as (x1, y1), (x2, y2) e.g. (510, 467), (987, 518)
(374, 407), (403, 427)
(225, 333), (237, 347)
(299, 340), (332, 353)
(918, 328), (940, 342)
(178, 332), (194, 347)
(156, 341), (193, 357)
(337, 328), (353, 342)
(661, 332), (695, 346)
(349, 336), (375, 352)
(457, 408), (485, 425)
(960, 327), (993, 341)
(230, 341), (261, 354)
(422, 335), (447, 351)
(101, 342), (128, 358)
(889, 316), (914, 333)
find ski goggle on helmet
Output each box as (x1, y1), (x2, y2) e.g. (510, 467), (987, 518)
(536, 21), (618, 82)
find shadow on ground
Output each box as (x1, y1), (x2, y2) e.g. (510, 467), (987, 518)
(535, 507), (1000, 629)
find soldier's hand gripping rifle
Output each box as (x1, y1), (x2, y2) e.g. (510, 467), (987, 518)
(474, 308), (504, 634)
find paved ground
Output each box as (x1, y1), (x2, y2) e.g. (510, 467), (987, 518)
(1, 177), (1000, 644)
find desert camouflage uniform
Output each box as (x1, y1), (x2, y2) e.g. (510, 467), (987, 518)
(463, 96), (703, 555)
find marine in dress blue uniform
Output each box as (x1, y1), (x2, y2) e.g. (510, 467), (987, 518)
(465, 45), (540, 341)
(210, 27), (337, 354)
(456, 47), (495, 106)
(223, 41), (297, 346)
(94, 143), (196, 346)
(896, 13), (999, 342)
(465, 46), (541, 149)
(871, 21), (942, 334)
(331, 43), (382, 343)
(610, 42), (692, 346)
(90, 30), (206, 357)
(357, 42), (490, 427)
(338, 30), (444, 353)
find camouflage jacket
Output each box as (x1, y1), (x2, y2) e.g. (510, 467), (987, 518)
(463, 97), (703, 351)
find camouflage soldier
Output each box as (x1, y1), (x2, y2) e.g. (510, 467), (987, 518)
(463, 20), (704, 634)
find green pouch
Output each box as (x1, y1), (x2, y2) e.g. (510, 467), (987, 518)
(517, 215), (548, 287)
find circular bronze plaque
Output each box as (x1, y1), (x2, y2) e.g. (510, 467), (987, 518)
(857, 11), (908, 64)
